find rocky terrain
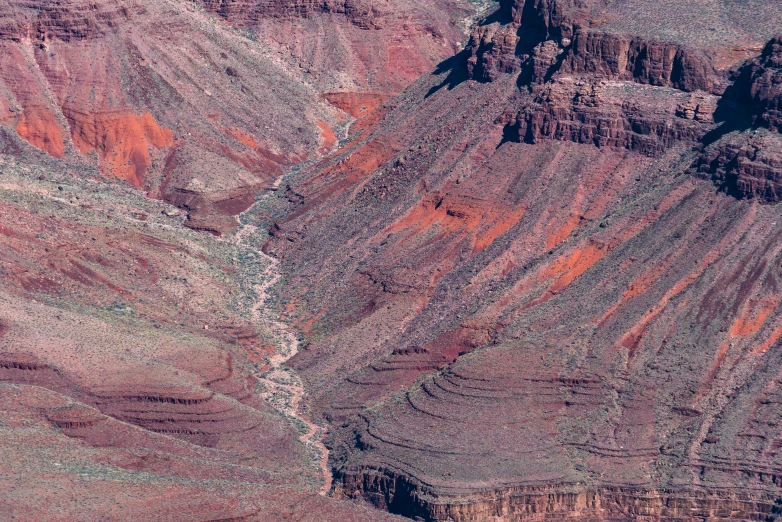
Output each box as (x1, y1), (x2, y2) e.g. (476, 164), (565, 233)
(3, 0), (782, 520)
(0, 0), (470, 519)
(0, 145), (411, 520)
(0, 0), (473, 235)
(257, 0), (782, 520)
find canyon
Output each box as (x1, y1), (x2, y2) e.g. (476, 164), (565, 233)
(2, 0), (782, 521)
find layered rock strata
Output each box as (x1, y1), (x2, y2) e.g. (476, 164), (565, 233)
(258, 3), (782, 518)
(0, 154), (406, 520)
(690, 37), (782, 202)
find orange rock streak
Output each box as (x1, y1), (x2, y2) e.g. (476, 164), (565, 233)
(65, 110), (174, 188)
(15, 106), (66, 158)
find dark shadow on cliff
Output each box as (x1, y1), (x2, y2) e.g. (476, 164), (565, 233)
(699, 83), (753, 147)
(694, 59), (773, 201)
(498, 121), (521, 148)
(425, 50), (471, 98)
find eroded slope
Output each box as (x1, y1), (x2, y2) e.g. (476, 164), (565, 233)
(0, 145), (407, 520)
(260, 1), (782, 519)
(0, 0), (475, 235)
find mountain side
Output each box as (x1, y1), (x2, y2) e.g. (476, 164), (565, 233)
(0, 0), (475, 235)
(0, 140), (410, 521)
(0, 0), (477, 519)
(260, 0), (782, 519)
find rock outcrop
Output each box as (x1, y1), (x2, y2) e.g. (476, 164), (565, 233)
(691, 130), (782, 203)
(0, 0), (147, 41)
(257, 4), (782, 518)
(335, 468), (778, 521)
(467, 0), (724, 92)
(691, 36), (782, 202)
(503, 77), (718, 155)
(733, 36), (782, 131)
(466, 4), (782, 203)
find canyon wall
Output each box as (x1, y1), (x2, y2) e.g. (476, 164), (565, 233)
(0, 0), (472, 234)
(0, 149), (407, 521)
(259, 1), (782, 519)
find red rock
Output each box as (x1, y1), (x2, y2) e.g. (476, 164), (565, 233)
(5, 0), (782, 520)
(259, 5), (782, 517)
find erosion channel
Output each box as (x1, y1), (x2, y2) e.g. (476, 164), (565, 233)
(233, 176), (333, 496)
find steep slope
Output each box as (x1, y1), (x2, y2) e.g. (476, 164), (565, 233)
(0, 0), (481, 519)
(196, 0), (475, 93)
(0, 0), (327, 234)
(0, 0), (474, 235)
(260, 0), (782, 519)
(0, 145), (410, 520)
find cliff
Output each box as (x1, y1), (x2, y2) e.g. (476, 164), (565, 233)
(257, 2), (782, 518)
(691, 36), (782, 202)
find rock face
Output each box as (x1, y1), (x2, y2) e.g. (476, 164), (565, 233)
(691, 130), (782, 203)
(466, 0), (782, 91)
(0, 0), (472, 234)
(691, 37), (782, 202)
(753, 37), (782, 131)
(503, 77), (718, 156)
(197, 0), (384, 29)
(257, 1), (782, 519)
(195, 0), (474, 94)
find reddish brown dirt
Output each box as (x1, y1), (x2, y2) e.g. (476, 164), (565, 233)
(0, 0), (476, 237)
(316, 120), (338, 155)
(258, 3), (782, 517)
(66, 110), (174, 188)
(15, 105), (66, 158)
(322, 92), (391, 119)
(0, 0), (366, 230)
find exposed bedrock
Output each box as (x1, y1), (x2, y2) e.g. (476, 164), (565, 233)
(0, 0), (147, 41)
(691, 36), (782, 202)
(736, 36), (782, 132)
(489, 30), (782, 201)
(335, 469), (778, 521)
(196, 0), (385, 29)
(691, 130), (782, 203)
(260, 8), (782, 516)
(466, 0), (726, 92)
(501, 77), (719, 156)
(0, 337), (298, 465)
